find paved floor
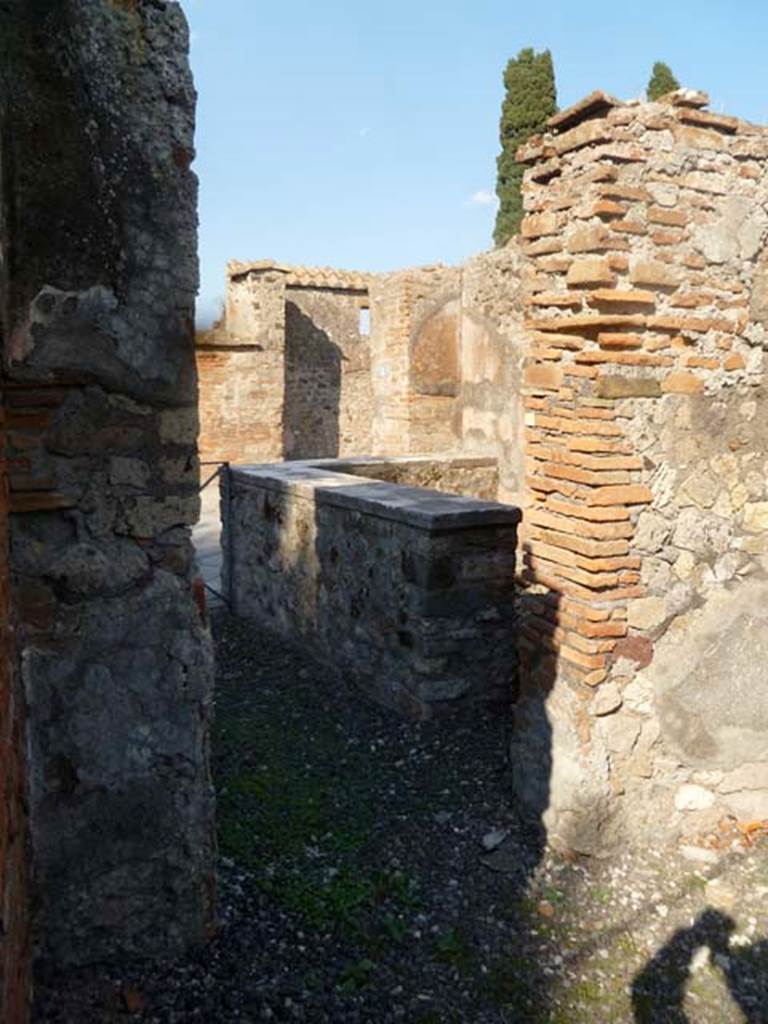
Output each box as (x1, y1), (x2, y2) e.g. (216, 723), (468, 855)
(192, 471), (224, 601)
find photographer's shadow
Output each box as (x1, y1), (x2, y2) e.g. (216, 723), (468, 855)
(632, 907), (768, 1023)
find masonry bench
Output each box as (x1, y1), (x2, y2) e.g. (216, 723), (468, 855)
(222, 457), (521, 718)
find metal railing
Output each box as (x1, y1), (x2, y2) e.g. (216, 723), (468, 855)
(197, 461), (231, 607)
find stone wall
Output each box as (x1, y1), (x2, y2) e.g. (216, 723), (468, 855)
(509, 88), (768, 852)
(223, 459), (520, 718)
(369, 265), (463, 455)
(284, 285), (372, 459)
(197, 263), (372, 464)
(0, 404), (29, 1021)
(1, 0), (214, 973)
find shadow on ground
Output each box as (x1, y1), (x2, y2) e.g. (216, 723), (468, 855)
(632, 908), (768, 1023)
(33, 609), (768, 1023)
(210, 611), (555, 1023)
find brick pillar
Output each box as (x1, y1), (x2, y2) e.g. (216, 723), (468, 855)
(510, 89), (768, 852)
(369, 272), (416, 455)
(197, 262), (288, 463)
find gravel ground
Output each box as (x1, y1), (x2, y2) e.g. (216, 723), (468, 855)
(34, 609), (768, 1023)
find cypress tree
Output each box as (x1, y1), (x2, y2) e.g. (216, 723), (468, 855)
(647, 61), (680, 101)
(494, 48), (557, 247)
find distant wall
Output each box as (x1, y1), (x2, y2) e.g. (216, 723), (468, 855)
(197, 266), (287, 464)
(198, 258), (528, 484)
(197, 265), (371, 464)
(284, 286), (371, 458)
(459, 245), (528, 504)
(368, 266), (463, 455)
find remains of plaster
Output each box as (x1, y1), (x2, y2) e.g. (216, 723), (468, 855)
(1, 2), (215, 1008)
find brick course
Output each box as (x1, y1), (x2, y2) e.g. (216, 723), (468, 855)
(511, 88), (768, 851)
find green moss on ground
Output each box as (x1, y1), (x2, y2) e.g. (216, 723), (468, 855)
(214, 683), (420, 942)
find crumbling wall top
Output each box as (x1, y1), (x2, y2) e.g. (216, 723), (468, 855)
(228, 260), (372, 292)
(516, 89), (768, 167)
(546, 90), (621, 132)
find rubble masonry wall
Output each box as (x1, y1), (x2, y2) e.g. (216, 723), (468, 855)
(224, 459), (520, 718)
(283, 284), (372, 459)
(510, 89), (768, 852)
(197, 265), (373, 464)
(1, 0), (215, 971)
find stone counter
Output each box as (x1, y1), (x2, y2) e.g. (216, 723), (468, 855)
(223, 458), (520, 717)
(321, 454), (499, 501)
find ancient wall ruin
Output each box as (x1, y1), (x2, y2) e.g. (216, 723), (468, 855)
(198, 258), (527, 477)
(197, 263), (291, 464)
(510, 88), (768, 852)
(15, 1), (768, 1015)
(284, 280), (372, 458)
(459, 246), (528, 503)
(368, 265), (463, 455)
(213, 87), (768, 856)
(1, 0), (215, 1005)
(197, 263), (373, 463)
(224, 457), (519, 717)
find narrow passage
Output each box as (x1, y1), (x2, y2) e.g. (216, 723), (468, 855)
(34, 611), (768, 1024)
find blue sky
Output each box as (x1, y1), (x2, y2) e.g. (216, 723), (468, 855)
(183, 0), (768, 325)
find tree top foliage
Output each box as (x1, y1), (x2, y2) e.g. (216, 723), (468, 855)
(494, 48), (557, 247)
(647, 61), (680, 101)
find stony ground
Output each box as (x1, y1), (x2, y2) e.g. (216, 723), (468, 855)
(35, 609), (768, 1023)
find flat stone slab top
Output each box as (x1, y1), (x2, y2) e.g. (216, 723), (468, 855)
(229, 456), (521, 533)
(224, 454), (521, 717)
